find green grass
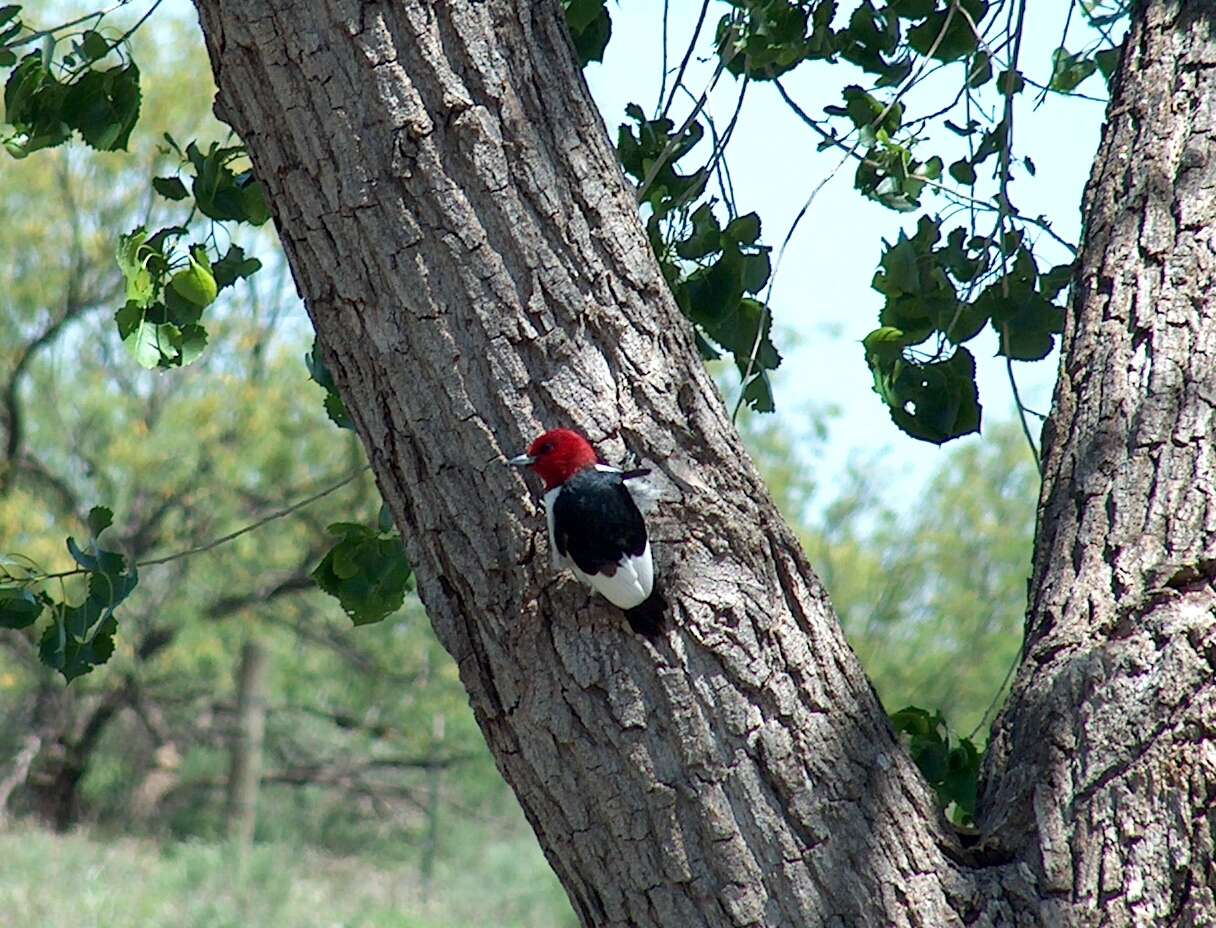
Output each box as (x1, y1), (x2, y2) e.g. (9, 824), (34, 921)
(0, 827), (576, 928)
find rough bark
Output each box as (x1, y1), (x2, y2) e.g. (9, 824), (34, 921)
(981, 4), (1216, 923)
(189, 0), (1215, 925)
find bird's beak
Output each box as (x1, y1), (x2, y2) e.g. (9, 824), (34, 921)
(507, 453), (535, 467)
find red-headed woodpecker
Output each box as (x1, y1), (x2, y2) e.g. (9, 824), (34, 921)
(509, 428), (665, 637)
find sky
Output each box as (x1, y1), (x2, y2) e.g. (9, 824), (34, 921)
(585, 0), (1117, 505)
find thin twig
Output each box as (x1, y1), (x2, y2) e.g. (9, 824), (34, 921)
(659, 0), (711, 121)
(25, 466), (371, 582)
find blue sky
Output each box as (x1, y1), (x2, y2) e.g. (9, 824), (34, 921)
(586, 0), (1115, 502)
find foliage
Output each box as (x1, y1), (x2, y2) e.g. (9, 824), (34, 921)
(0, 4), (415, 680)
(563, 0), (1129, 436)
(311, 519), (413, 627)
(113, 137), (267, 370)
(889, 705), (980, 826)
(804, 421), (1036, 736)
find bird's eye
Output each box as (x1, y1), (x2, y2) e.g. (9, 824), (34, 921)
(539, 442), (554, 455)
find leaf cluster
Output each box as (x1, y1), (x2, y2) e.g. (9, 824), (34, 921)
(618, 104), (781, 411)
(311, 516), (413, 628)
(1, 507), (138, 682)
(114, 138), (266, 369)
(889, 705), (980, 826)
(863, 216), (1070, 442)
(1, 5), (142, 158)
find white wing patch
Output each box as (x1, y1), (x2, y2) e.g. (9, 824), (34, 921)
(542, 483), (654, 609)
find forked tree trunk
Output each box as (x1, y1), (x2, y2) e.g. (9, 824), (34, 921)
(191, 1), (1215, 924)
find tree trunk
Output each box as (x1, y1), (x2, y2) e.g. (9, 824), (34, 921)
(190, 0), (1215, 924)
(980, 3), (1216, 922)
(0, 734), (41, 827)
(225, 638), (268, 849)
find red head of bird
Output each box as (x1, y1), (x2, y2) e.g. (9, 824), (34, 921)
(508, 428), (599, 490)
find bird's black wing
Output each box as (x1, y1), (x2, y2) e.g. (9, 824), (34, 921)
(552, 468), (648, 576)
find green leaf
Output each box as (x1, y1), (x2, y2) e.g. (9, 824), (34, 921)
(967, 50), (992, 87)
(0, 6), (20, 27)
(236, 172), (270, 225)
(152, 175), (189, 200)
(0, 589), (43, 629)
(312, 523), (412, 626)
(740, 250), (771, 294)
(865, 342), (982, 444)
(87, 506), (113, 538)
(1049, 47), (1098, 93)
(40, 606), (118, 682)
(723, 212), (761, 246)
(61, 62), (141, 151)
(906, 0), (987, 62)
(675, 203), (722, 260)
(116, 228), (155, 307)
(77, 30), (110, 63)
(306, 340), (356, 430)
(175, 324), (209, 367)
(168, 248), (218, 308)
(563, 0), (612, 66)
(212, 244), (263, 289)
(2, 54), (71, 157)
(66, 536), (98, 570)
(1095, 48), (1120, 82)
(948, 158), (976, 185)
(997, 69), (1025, 95)
(115, 302), (163, 369)
(87, 553), (137, 610)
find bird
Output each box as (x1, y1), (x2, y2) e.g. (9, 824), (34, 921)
(508, 428), (666, 637)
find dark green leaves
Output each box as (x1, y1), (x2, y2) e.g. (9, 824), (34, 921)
(889, 706), (981, 825)
(313, 522), (412, 626)
(183, 140), (270, 226)
(60, 62), (141, 150)
(305, 340), (355, 430)
(563, 0), (611, 67)
(676, 214), (780, 411)
(865, 332), (981, 444)
(2, 505), (138, 682)
(152, 175), (188, 200)
(211, 244), (262, 289)
(2, 53), (140, 157)
(717, 0), (837, 81)
(1049, 47), (1098, 92)
(0, 588), (42, 629)
(906, 0), (987, 62)
(864, 215), (1072, 441)
(3, 54), (70, 156)
(616, 101), (779, 410)
(618, 104), (708, 212)
(87, 506), (113, 537)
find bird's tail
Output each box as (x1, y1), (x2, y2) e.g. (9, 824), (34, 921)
(624, 587), (667, 639)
